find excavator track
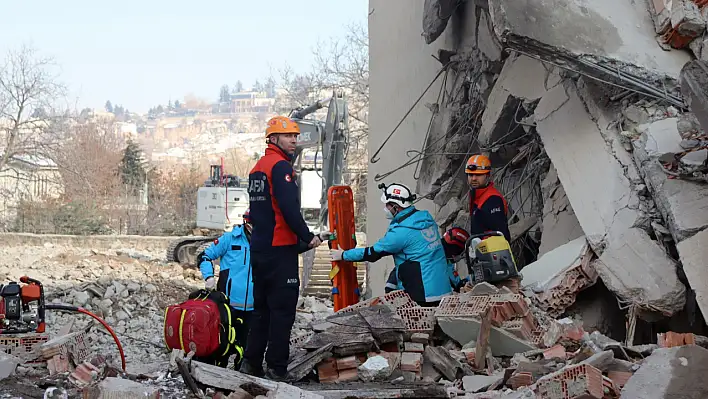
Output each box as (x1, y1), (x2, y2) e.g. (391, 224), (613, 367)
(166, 236), (219, 266)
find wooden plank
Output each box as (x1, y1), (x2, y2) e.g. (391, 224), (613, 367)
(474, 309), (493, 370)
(190, 361), (324, 399)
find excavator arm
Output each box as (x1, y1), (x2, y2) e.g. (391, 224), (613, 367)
(290, 91), (349, 229)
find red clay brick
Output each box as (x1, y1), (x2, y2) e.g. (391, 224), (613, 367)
(543, 345), (567, 360)
(400, 352), (422, 373)
(607, 370), (633, 388)
(336, 368), (359, 382)
(507, 372), (534, 389)
(317, 358), (339, 383)
(336, 356), (360, 370)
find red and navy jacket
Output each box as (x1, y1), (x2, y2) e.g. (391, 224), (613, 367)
(248, 144), (314, 250)
(469, 182), (511, 242)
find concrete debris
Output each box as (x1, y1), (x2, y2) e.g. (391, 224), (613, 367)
(676, 228), (708, 321)
(0, 352), (20, 381)
(422, 0), (459, 44)
(521, 237), (596, 317)
(621, 345), (708, 398)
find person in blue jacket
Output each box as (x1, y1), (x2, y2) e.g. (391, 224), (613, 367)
(330, 182), (452, 307)
(198, 209), (254, 367)
(385, 226), (472, 293)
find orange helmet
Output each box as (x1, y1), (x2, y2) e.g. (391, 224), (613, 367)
(465, 154), (492, 175)
(265, 116), (300, 138)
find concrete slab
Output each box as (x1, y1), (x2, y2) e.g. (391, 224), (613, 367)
(521, 236), (588, 290)
(463, 374), (504, 392)
(0, 352), (20, 381)
(621, 345), (708, 399)
(535, 84), (639, 247)
(538, 165), (584, 256)
(487, 0), (691, 79)
(478, 54), (559, 146)
(633, 118), (708, 242)
(677, 229), (708, 321)
(595, 227), (685, 316)
(437, 316), (536, 356)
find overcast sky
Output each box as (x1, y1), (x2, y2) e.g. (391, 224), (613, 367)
(0, 0), (369, 113)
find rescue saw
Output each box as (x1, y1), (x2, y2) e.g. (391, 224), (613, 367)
(464, 231), (519, 284)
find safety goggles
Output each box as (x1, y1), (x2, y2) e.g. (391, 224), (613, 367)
(465, 164), (491, 173)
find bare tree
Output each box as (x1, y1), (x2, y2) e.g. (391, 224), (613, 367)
(53, 120), (124, 203)
(0, 45), (65, 173)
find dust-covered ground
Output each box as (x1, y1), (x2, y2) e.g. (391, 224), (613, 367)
(0, 240), (333, 398)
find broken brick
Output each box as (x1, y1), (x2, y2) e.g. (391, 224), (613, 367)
(400, 352), (423, 373)
(317, 358), (339, 383)
(607, 370), (633, 388)
(508, 372), (534, 389)
(410, 333), (430, 344)
(336, 367), (358, 382)
(335, 355), (359, 370)
(543, 344), (567, 360)
(404, 342), (425, 353)
(658, 331), (696, 348)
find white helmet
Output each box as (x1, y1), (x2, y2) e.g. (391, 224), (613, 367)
(379, 182), (416, 208)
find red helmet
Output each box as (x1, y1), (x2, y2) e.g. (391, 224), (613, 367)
(243, 208), (251, 224)
(444, 227), (470, 249)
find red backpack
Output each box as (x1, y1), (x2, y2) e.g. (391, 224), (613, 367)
(163, 290), (239, 360)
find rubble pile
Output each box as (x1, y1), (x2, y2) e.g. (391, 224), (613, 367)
(0, 240), (334, 398)
(197, 288), (708, 399)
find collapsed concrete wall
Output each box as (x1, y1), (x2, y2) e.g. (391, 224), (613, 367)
(366, 0), (708, 333)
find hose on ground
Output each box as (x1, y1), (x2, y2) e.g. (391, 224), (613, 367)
(45, 303), (127, 371)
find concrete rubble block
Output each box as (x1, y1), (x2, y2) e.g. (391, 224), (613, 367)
(621, 345), (708, 398)
(521, 236), (588, 290)
(0, 352), (20, 381)
(521, 236), (598, 317)
(595, 227), (686, 317)
(358, 355), (391, 382)
(437, 316), (536, 356)
(462, 373), (504, 393)
(422, 0), (458, 44)
(676, 228), (708, 321)
(95, 377), (160, 398)
(670, 0), (706, 37)
(486, 0), (691, 79)
(632, 118), (708, 242)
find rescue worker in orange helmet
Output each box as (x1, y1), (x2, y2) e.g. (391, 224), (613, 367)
(241, 115), (330, 381)
(465, 154), (510, 243)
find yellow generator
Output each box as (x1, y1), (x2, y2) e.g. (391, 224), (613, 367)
(465, 231), (519, 284)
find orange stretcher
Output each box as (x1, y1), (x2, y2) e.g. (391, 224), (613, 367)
(327, 185), (360, 311)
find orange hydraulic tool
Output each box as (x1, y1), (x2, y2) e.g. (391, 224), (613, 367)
(327, 185), (360, 311)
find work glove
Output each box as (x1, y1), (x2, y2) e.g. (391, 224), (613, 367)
(205, 277), (216, 290)
(329, 246), (345, 261)
(318, 231), (337, 241)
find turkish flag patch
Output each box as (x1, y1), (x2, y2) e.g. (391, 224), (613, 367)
(213, 239), (219, 244)
(393, 188), (401, 195)
(285, 174), (292, 182)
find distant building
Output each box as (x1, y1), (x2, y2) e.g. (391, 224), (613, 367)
(230, 91), (275, 113)
(0, 154), (63, 222)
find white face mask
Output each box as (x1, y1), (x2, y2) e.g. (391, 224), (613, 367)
(384, 207), (394, 219)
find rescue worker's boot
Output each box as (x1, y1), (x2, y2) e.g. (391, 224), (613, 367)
(239, 360), (264, 377)
(265, 367), (287, 382)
